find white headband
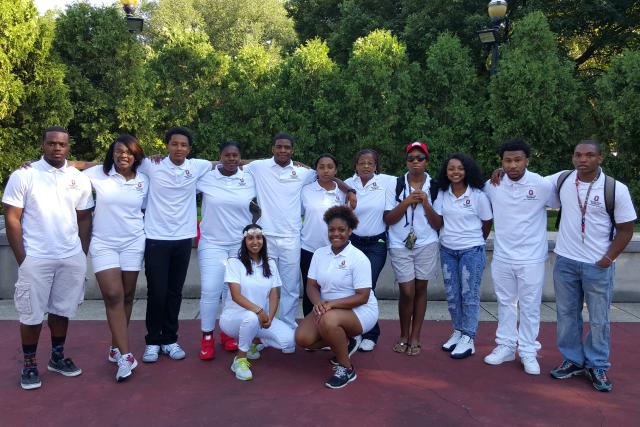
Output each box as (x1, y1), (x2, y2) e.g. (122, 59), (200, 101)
(243, 228), (263, 237)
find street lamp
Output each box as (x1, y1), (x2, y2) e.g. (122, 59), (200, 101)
(477, 0), (508, 75)
(120, 0), (144, 34)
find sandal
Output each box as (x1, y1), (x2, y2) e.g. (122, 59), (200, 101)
(393, 341), (408, 353)
(406, 344), (422, 356)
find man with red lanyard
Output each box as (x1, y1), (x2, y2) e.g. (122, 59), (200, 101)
(547, 140), (636, 392)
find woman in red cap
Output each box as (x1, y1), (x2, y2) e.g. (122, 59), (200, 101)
(383, 141), (441, 356)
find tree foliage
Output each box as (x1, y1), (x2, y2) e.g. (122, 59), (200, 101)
(0, 2), (72, 187)
(53, 4), (151, 159)
(596, 49), (640, 202)
(149, 0), (297, 55)
(489, 12), (587, 175)
(1, 1), (639, 209)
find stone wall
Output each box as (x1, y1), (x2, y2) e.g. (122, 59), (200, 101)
(2, 218), (639, 302)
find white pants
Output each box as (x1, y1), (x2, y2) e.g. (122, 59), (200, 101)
(266, 235), (301, 329)
(491, 259), (546, 357)
(198, 242), (240, 332)
(219, 310), (295, 352)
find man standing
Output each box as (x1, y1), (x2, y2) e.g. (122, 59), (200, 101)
(243, 134), (317, 331)
(138, 127), (213, 363)
(483, 139), (554, 375)
(3, 126), (94, 390)
(548, 140), (636, 392)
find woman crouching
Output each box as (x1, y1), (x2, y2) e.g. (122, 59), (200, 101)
(220, 224), (295, 381)
(295, 206), (379, 389)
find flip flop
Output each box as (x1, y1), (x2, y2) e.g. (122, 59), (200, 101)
(406, 344), (422, 356)
(393, 341), (408, 353)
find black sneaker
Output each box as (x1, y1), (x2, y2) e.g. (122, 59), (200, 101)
(21, 367), (41, 390)
(325, 365), (357, 389)
(329, 336), (362, 366)
(550, 360), (585, 379)
(586, 368), (613, 392)
(47, 357), (82, 377)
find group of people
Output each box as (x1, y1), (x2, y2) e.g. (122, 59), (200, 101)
(2, 126), (636, 392)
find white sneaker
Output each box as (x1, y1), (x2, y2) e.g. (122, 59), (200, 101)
(108, 346), (121, 363)
(359, 339), (376, 352)
(247, 343), (261, 360)
(231, 357), (253, 381)
(142, 345), (160, 363)
(442, 330), (463, 352)
(161, 343), (186, 360)
(116, 353), (137, 382)
(281, 347), (295, 354)
(484, 345), (516, 365)
(521, 355), (541, 375)
(450, 335), (475, 359)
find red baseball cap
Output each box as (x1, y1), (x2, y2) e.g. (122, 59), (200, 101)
(405, 141), (429, 155)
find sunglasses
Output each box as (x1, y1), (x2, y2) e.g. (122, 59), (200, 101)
(406, 155), (427, 162)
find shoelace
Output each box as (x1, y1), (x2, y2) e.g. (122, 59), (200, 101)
(593, 368), (608, 381)
(334, 365), (348, 378)
(237, 358), (252, 369)
(493, 345), (510, 355)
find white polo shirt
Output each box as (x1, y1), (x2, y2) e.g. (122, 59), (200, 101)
(308, 242), (377, 309)
(301, 181), (346, 252)
(345, 173), (395, 237)
(84, 165), (148, 247)
(244, 157), (316, 237)
(483, 170), (553, 264)
(138, 157), (211, 240)
(434, 186), (493, 250)
(223, 257), (281, 317)
(197, 167), (256, 246)
(548, 170), (637, 263)
(2, 158), (94, 259)
(385, 173), (439, 249)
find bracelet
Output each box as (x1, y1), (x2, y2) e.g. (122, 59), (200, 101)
(255, 307), (263, 314)
(604, 255), (614, 263)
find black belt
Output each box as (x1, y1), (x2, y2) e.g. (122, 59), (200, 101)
(351, 232), (386, 244)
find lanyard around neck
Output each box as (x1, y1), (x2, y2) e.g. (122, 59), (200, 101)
(403, 174), (425, 228)
(575, 170), (600, 243)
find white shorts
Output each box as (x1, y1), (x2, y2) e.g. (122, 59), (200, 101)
(90, 235), (145, 273)
(389, 241), (440, 283)
(14, 252), (87, 325)
(353, 302), (379, 335)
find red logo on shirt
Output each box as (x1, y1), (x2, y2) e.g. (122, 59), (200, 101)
(594, 195), (600, 202)
(239, 178), (246, 186)
(291, 170), (297, 176)
(136, 181), (144, 191)
(185, 170), (192, 178)
(68, 179), (78, 190)
(338, 260), (347, 269)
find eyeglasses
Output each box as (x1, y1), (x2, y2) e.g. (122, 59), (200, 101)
(406, 155), (427, 162)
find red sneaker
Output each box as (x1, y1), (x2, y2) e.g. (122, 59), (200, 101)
(200, 334), (215, 360)
(220, 332), (239, 352)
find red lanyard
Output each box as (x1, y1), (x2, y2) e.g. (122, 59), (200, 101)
(575, 172), (599, 243)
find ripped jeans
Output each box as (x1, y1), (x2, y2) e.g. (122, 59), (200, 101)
(440, 245), (486, 339)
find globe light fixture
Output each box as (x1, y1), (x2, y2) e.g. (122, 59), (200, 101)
(477, 0), (508, 75)
(120, 0), (144, 33)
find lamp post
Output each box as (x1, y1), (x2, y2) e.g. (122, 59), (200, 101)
(477, 0), (508, 75)
(120, 0), (144, 34)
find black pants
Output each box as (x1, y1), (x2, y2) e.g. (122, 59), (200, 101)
(300, 248), (315, 317)
(144, 238), (192, 345)
(351, 233), (387, 343)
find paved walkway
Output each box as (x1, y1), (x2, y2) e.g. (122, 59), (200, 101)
(2, 299), (640, 322)
(1, 319), (639, 426)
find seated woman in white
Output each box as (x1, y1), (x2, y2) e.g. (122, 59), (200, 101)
(295, 206), (379, 389)
(220, 224), (295, 381)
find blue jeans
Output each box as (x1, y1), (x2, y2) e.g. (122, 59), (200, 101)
(351, 233), (387, 342)
(440, 245), (486, 339)
(553, 255), (615, 370)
